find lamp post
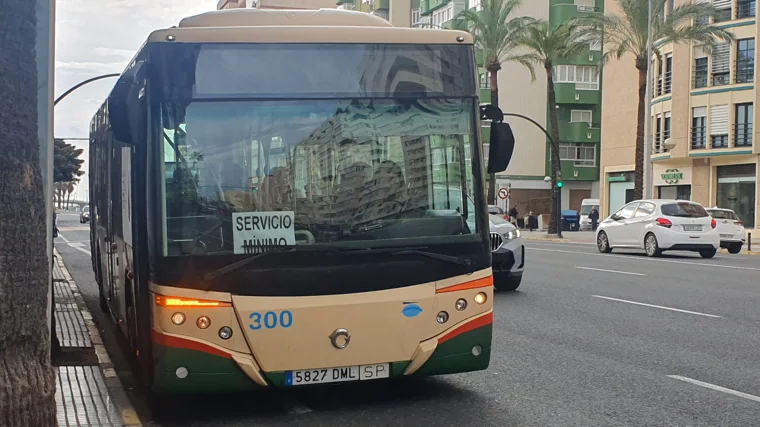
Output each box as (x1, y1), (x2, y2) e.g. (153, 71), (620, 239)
(643, 0), (654, 200)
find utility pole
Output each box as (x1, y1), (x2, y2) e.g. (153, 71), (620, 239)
(643, 0), (654, 199)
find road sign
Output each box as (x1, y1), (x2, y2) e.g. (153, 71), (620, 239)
(498, 187), (509, 200)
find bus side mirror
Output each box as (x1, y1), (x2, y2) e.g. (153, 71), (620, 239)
(487, 122), (515, 174)
(108, 62), (147, 145)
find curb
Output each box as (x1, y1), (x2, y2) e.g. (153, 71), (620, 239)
(53, 248), (143, 427)
(521, 235), (760, 256)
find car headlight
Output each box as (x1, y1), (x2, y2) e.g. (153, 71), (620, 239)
(504, 229), (521, 240)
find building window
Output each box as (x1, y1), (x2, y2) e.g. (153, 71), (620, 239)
(693, 57), (708, 88)
(411, 8), (421, 25)
(692, 107), (707, 149)
(736, 38), (755, 83)
(713, 0), (732, 22)
(663, 54), (673, 93)
(735, 103), (753, 146)
(737, 0), (756, 19)
(711, 104), (730, 148)
(575, 0), (597, 12)
(431, 4), (454, 28)
(469, 0), (482, 11)
(479, 72), (490, 89)
(664, 112), (671, 152)
(553, 65), (599, 90)
(570, 110), (593, 124)
(559, 143), (596, 167)
(654, 114), (663, 153)
(712, 43), (731, 86)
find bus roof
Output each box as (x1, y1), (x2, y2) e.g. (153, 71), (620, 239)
(178, 8), (393, 28)
(145, 8), (472, 45)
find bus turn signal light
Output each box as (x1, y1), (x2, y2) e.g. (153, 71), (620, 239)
(155, 295), (231, 308)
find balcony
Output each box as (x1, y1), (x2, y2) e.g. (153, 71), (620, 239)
(734, 123), (753, 146)
(554, 84), (602, 104)
(737, 0), (756, 19)
(559, 121), (601, 143)
(654, 71), (672, 97)
(735, 59), (755, 84)
(691, 126), (707, 149)
(558, 161), (599, 181)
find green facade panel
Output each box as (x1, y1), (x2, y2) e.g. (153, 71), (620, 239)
(376, 0), (389, 10)
(479, 88), (491, 104)
(559, 122), (601, 143)
(554, 84), (602, 105)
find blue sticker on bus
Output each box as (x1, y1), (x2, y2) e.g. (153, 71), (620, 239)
(401, 303), (423, 318)
(249, 310), (293, 330)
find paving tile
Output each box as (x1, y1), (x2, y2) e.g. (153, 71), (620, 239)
(55, 366), (122, 427)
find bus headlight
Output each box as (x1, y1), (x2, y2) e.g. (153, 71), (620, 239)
(218, 326), (233, 340)
(171, 312), (185, 326)
(196, 316), (211, 329)
(474, 292), (487, 305)
(436, 311), (449, 324)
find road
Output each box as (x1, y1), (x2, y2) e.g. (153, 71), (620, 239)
(54, 212), (760, 426)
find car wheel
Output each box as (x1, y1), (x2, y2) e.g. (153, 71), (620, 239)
(596, 231), (612, 253)
(727, 243), (742, 254)
(699, 248), (717, 258)
(644, 233), (662, 257)
(494, 273), (521, 292)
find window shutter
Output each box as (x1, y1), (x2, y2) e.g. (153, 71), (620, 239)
(712, 0), (731, 9)
(693, 106), (707, 117)
(712, 43), (730, 73)
(710, 105), (729, 135)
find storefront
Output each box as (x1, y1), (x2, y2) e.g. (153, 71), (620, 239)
(607, 171), (634, 215)
(716, 164), (756, 229)
(653, 165), (692, 200)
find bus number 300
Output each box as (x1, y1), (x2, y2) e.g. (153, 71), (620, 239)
(249, 311), (293, 330)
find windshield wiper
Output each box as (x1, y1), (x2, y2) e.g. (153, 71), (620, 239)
(204, 247), (296, 283)
(390, 249), (471, 267)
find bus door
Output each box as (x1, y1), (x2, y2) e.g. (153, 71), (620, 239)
(108, 138), (127, 333)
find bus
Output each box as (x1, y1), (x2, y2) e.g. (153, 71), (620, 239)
(89, 8), (514, 396)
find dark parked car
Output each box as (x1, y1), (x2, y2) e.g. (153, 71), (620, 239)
(80, 205), (90, 223)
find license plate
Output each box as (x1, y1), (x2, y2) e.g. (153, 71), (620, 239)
(286, 363), (390, 386)
(683, 225), (702, 231)
(720, 234), (733, 239)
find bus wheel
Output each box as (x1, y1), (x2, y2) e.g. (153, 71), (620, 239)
(98, 283), (108, 312)
(96, 251), (108, 312)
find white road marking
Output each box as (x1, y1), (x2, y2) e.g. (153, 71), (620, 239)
(668, 375), (760, 404)
(69, 245), (92, 256)
(58, 233), (70, 243)
(57, 233), (91, 255)
(592, 295), (721, 318)
(529, 247), (760, 272)
(576, 266), (646, 276)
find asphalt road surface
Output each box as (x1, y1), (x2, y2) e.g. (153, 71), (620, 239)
(54, 212), (760, 426)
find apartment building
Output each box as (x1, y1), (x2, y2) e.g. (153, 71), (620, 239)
(600, 0), (759, 231)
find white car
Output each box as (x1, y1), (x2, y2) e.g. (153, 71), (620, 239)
(596, 199), (720, 258)
(706, 207), (746, 254)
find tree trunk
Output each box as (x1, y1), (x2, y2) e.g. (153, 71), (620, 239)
(486, 65), (501, 205)
(634, 58), (647, 201)
(0, 0), (58, 425)
(545, 65), (562, 235)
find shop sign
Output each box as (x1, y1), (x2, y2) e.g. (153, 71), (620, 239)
(661, 169), (683, 185)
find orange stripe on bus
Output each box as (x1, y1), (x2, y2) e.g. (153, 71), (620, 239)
(438, 312), (493, 345)
(151, 330), (232, 359)
(436, 276), (493, 293)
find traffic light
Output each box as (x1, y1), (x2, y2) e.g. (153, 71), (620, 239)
(557, 181), (563, 188)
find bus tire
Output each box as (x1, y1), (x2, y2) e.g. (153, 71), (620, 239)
(96, 249), (108, 312)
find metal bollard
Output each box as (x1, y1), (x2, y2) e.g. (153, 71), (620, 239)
(748, 232), (752, 252)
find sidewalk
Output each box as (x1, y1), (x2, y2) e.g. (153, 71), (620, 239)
(521, 229), (760, 255)
(52, 249), (141, 427)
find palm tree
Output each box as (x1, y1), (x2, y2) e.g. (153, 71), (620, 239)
(0, 0), (57, 425)
(457, 0), (535, 204)
(517, 20), (592, 234)
(582, 0), (731, 200)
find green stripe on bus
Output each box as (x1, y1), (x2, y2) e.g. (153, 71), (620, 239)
(413, 323), (493, 376)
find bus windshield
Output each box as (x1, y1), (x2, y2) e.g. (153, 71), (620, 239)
(155, 42), (482, 256)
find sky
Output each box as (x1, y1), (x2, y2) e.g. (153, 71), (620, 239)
(55, 0), (215, 201)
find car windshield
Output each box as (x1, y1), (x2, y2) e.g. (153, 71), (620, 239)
(160, 99), (481, 256)
(580, 205), (592, 215)
(707, 209), (738, 220)
(661, 203), (708, 218)
(488, 206), (503, 215)
(83, 206), (89, 213)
